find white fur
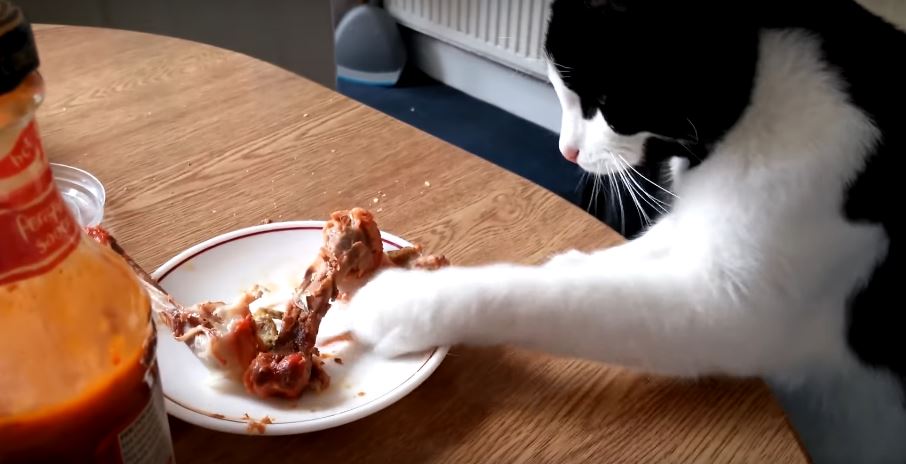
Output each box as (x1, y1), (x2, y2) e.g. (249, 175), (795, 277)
(346, 30), (906, 463)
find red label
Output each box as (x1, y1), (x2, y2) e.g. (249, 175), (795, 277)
(0, 121), (80, 285)
(0, 121), (42, 179)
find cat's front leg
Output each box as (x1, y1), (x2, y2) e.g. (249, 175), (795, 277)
(346, 229), (808, 379)
(343, 264), (521, 356)
(345, 251), (627, 358)
(345, 226), (673, 357)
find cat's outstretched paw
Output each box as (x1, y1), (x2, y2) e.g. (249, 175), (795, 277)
(345, 268), (464, 358)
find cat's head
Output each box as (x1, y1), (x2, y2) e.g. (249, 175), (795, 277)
(544, 0), (759, 174)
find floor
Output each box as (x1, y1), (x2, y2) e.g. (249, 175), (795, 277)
(337, 69), (585, 205)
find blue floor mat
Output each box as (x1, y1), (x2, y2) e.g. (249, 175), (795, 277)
(337, 70), (585, 205)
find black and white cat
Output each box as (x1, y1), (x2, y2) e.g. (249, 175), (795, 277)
(344, 1), (906, 462)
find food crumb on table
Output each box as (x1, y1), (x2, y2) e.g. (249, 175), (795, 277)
(424, 180), (431, 187)
(334, 357), (343, 365)
(357, 391), (366, 397)
(260, 218), (272, 225)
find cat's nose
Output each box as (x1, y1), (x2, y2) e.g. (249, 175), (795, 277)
(562, 147), (579, 163)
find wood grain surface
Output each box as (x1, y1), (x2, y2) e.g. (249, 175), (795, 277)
(32, 25), (810, 463)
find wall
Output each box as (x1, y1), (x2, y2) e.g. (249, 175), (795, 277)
(860, 0), (906, 29)
(399, 0), (906, 133)
(17, 0), (337, 89)
(385, 0), (552, 80)
(332, 0), (365, 28)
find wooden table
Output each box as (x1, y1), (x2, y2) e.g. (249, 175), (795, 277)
(33, 26), (810, 464)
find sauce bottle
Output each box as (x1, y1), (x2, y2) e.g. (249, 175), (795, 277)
(0, 2), (175, 462)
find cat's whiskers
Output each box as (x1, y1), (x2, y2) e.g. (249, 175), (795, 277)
(614, 153), (679, 200)
(623, 169), (671, 216)
(576, 170), (589, 194)
(609, 164), (627, 234)
(586, 171), (600, 213)
(552, 62), (574, 78)
(618, 167), (653, 227)
(591, 173), (602, 213)
(612, 155), (671, 214)
(606, 150), (652, 227)
(597, 173), (608, 214)
(677, 141), (703, 162)
(686, 118), (700, 143)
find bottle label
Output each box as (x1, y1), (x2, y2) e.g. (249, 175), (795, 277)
(0, 121), (80, 286)
(0, 120), (41, 179)
(94, 342), (176, 464)
(115, 366), (175, 464)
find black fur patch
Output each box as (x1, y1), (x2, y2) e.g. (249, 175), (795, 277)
(544, 0), (758, 161)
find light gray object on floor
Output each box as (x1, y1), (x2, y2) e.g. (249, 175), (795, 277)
(335, 4), (406, 86)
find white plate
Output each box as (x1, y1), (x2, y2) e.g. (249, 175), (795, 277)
(151, 221), (448, 435)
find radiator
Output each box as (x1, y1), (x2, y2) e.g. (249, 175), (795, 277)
(384, 0), (553, 80)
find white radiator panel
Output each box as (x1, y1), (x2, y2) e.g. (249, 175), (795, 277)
(385, 0), (553, 80)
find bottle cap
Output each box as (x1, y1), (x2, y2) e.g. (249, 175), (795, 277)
(0, 1), (38, 94)
(51, 163), (106, 227)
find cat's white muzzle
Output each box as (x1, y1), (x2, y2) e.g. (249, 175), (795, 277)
(576, 147), (642, 175)
(559, 113), (649, 175)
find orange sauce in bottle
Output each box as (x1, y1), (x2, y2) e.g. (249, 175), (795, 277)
(0, 2), (174, 462)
